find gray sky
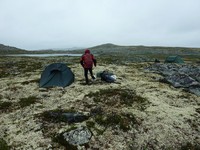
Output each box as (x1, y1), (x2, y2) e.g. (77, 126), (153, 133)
(0, 0), (200, 50)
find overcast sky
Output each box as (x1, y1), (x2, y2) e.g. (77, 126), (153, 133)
(0, 0), (200, 50)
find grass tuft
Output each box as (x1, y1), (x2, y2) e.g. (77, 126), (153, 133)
(19, 96), (38, 108)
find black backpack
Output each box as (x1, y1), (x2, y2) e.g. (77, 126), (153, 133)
(100, 71), (116, 83)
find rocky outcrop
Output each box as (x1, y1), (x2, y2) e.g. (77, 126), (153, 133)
(146, 63), (200, 96)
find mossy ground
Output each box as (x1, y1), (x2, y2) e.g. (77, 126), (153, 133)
(0, 96), (39, 113)
(19, 96), (38, 108)
(180, 142), (200, 150)
(83, 88), (147, 134)
(0, 55), (199, 149)
(0, 138), (10, 150)
(0, 56), (77, 78)
(85, 88), (149, 110)
(0, 101), (12, 112)
(93, 112), (137, 131)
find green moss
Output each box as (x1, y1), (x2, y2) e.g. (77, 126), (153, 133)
(86, 120), (106, 135)
(180, 142), (200, 150)
(94, 112), (137, 131)
(86, 88), (134, 106)
(98, 55), (122, 64)
(196, 108), (200, 114)
(93, 127), (106, 135)
(0, 138), (10, 150)
(86, 88), (147, 107)
(86, 121), (95, 128)
(0, 71), (10, 78)
(0, 101), (12, 111)
(19, 96), (38, 108)
(17, 61), (42, 73)
(0, 58), (44, 78)
(94, 115), (107, 125)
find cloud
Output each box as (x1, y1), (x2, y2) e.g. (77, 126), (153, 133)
(0, 0), (200, 50)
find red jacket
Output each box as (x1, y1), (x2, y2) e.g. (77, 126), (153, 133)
(80, 49), (96, 68)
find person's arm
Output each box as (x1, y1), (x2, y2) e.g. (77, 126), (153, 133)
(93, 59), (96, 67)
(80, 60), (84, 67)
(80, 56), (84, 67)
(91, 55), (96, 67)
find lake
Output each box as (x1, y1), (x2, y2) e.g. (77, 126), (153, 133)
(6, 54), (82, 57)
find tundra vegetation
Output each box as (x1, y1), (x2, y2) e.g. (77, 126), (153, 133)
(0, 44), (200, 149)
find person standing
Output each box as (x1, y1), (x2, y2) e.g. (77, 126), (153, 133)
(80, 49), (96, 84)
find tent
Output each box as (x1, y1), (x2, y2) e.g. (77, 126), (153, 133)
(164, 56), (184, 63)
(39, 63), (74, 88)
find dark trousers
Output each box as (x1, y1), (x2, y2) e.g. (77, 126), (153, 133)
(84, 68), (95, 83)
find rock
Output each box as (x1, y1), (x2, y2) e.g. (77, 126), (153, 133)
(48, 112), (89, 123)
(187, 86), (200, 96)
(146, 63), (200, 96)
(165, 73), (199, 88)
(56, 126), (92, 148)
(63, 127), (92, 145)
(61, 113), (89, 123)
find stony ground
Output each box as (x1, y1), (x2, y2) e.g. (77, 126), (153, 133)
(0, 56), (199, 150)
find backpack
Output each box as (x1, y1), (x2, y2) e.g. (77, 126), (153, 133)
(84, 54), (93, 66)
(100, 71), (116, 83)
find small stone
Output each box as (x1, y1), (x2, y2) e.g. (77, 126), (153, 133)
(63, 126), (92, 145)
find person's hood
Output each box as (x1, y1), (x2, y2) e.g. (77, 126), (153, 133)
(85, 49), (90, 54)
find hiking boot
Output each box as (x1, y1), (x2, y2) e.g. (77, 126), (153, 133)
(92, 76), (96, 80)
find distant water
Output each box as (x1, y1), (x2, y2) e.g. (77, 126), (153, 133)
(6, 53), (82, 57)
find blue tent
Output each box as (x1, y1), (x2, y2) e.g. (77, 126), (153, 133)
(39, 63), (74, 88)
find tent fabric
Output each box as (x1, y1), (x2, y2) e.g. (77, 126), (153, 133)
(39, 63), (74, 88)
(164, 56), (184, 63)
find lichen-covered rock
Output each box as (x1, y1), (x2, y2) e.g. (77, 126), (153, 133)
(56, 126), (92, 148)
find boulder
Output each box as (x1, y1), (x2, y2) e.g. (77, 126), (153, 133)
(56, 126), (92, 148)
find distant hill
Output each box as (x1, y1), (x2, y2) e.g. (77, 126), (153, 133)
(0, 44), (69, 55)
(1, 43), (200, 56)
(91, 43), (121, 49)
(0, 44), (27, 54)
(87, 43), (200, 55)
